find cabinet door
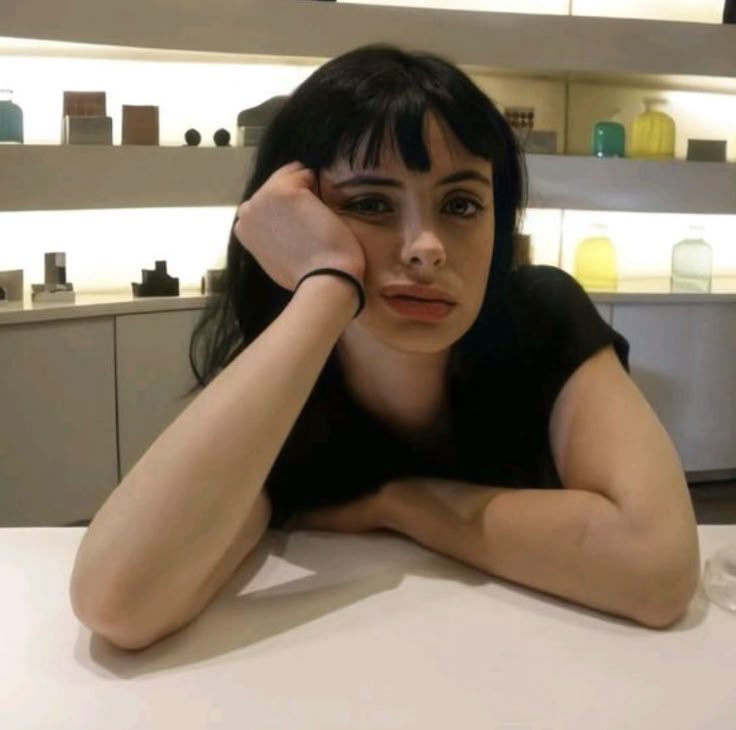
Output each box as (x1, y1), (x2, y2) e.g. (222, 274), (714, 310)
(0, 318), (118, 526)
(116, 309), (202, 478)
(595, 304), (612, 325)
(611, 303), (736, 473)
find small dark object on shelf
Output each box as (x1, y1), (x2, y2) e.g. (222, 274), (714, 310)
(237, 96), (289, 146)
(511, 233), (532, 270)
(185, 128), (201, 146)
(201, 268), (227, 295)
(0, 287), (5, 301)
(132, 260), (179, 297)
(687, 139), (727, 163)
(724, 0), (736, 23)
(525, 130), (557, 155)
(213, 128), (231, 147)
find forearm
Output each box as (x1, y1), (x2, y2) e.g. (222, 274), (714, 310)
(385, 480), (697, 627)
(71, 275), (356, 628)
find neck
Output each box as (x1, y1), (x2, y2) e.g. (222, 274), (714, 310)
(336, 324), (450, 437)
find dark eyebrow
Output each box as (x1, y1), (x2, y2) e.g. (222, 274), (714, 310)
(331, 168), (491, 190)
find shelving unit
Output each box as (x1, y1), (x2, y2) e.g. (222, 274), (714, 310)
(0, 1), (735, 524)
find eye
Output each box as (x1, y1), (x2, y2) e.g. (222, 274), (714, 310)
(342, 197), (393, 216)
(443, 196), (484, 218)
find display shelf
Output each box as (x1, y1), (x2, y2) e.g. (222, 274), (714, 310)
(1, 146), (734, 214)
(0, 146), (253, 211)
(1, 1), (735, 93)
(0, 291), (208, 326)
(526, 156), (736, 214)
(2, 290), (736, 327)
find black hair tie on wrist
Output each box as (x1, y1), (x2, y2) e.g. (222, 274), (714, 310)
(295, 268), (366, 318)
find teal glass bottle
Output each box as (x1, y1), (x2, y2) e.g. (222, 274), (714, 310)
(592, 121), (625, 158)
(671, 227), (713, 294)
(0, 89), (24, 143)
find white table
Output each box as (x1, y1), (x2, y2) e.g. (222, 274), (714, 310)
(2, 525), (735, 730)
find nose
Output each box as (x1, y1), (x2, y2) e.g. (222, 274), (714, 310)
(400, 229), (447, 272)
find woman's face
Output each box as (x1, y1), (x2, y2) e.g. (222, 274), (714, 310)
(319, 114), (495, 354)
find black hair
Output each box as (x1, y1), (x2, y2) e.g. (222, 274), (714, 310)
(188, 44), (527, 391)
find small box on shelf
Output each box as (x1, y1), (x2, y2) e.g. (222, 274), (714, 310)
(122, 105), (159, 145)
(687, 139), (727, 163)
(63, 116), (113, 145)
(61, 91), (109, 145)
(0, 270), (23, 304)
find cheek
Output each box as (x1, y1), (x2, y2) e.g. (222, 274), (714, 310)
(345, 224), (396, 278)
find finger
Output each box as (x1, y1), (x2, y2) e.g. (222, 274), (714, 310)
(288, 166), (317, 190)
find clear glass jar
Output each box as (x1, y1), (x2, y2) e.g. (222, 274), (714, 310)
(629, 98), (675, 160)
(704, 541), (736, 614)
(0, 89), (24, 144)
(573, 223), (618, 292)
(671, 226), (713, 294)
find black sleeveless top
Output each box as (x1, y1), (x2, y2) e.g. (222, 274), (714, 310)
(264, 265), (630, 528)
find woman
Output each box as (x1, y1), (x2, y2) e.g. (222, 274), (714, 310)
(70, 45), (700, 651)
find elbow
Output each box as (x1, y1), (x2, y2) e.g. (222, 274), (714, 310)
(627, 532), (701, 630)
(70, 589), (151, 652)
(69, 569), (167, 652)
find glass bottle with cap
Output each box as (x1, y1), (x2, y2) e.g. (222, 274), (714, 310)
(629, 98), (675, 160)
(671, 225), (713, 294)
(0, 89), (24, 144)
(591, 109), (625, 158)
(572, 223), (618, 292)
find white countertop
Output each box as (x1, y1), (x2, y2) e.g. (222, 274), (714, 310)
(0, 292), (209, 326)
(2, 525), (735, 730)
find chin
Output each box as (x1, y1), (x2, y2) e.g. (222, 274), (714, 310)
(364, 313), (471, 354)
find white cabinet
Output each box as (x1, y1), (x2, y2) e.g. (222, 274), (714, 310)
(595, 303), (612, 324)
(612, 302), (736, 473)
(0, 318), (118, 526)
(115, 309), (202, 478)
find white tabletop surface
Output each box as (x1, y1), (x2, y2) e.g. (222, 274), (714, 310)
(2, 525), (735, 730)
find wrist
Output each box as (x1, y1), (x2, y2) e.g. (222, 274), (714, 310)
(295, 268), (366, 318)
(379, 479), (430, 534)
(291, 272), (362, 321)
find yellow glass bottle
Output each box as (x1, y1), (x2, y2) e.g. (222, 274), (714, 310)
(629, 98), (676, 160)
(573, 224), (618, 292)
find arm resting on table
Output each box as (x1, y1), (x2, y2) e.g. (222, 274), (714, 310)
(383, 347), (700, 628)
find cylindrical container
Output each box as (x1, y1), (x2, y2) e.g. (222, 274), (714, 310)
(573, 224), (618, 292)
(629, 98), (675, 160)
(671, 227), (713, 293)
(592, 121), (625, 158)
(0, 89), (24, 144)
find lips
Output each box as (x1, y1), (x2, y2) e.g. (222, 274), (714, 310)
(380, 284), (456, 304)
(380, 284), (457, 322)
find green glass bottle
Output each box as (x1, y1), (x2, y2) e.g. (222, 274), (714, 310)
(0, 89), (24, 143)
(671, 227), (713, 294)
(591, 111), (625, 158)
(573, 224), (618, 292)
